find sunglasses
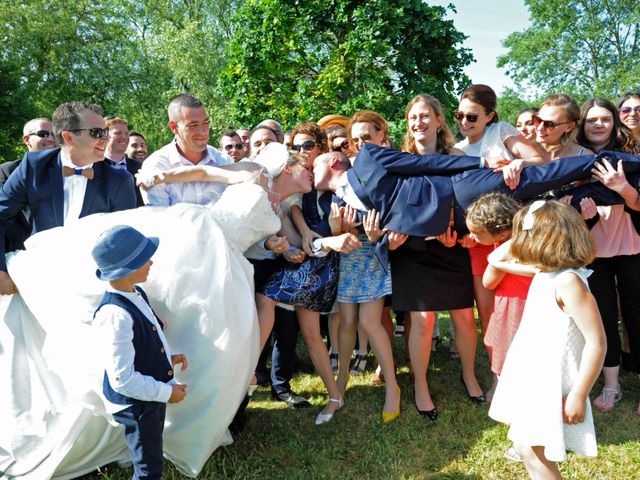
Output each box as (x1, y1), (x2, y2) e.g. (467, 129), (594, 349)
(532, 115), (571, 131)
(454, 112), (479, 123)
(291, 140), (317, 151)
(28, 130), (55, 139)
(332, 140), (349, 151)
(223, 143), (243, 151)
(69, 127), (109, 139)
(620, 106), (640, 115)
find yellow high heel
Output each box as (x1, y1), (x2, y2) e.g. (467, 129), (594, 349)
(382, 387), (401, 423)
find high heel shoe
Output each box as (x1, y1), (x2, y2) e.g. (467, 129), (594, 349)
(382, 387), (401, 423)
(247, 384), (258, 397)
(416, 405), (439, 422)
(315, 396), (344, 425)
(460, 375), (486, 404)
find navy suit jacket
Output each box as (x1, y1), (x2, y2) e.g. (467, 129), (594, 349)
(0, 148), (137, 270)
(106, 156), (144, 207)
(350, 145), (640, 238)
(0, 159), (31, 252)
(348, 144), (483, 237)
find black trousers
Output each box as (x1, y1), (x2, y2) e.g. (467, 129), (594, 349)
(588, 254), (640, 370)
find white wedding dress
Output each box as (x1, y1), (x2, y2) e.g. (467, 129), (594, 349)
(0, 183), (280, 479)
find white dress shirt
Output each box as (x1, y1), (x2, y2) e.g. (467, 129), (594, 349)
(60, 150), (93, 225)
(335, 172), (369, 212)
(140, 141), (233, 206)
(96, 286), (174, 408)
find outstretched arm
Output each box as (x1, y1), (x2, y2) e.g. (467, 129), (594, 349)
(138, 162), (263, 189)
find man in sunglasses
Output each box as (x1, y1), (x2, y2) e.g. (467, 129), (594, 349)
(219, 129), (246, 162)
(139, 93), (232, 206)
(0, 117), (59, 253)
(22, 118), (58, 152)
(0, 101), (137, 295)
(104, 116), (144, 206)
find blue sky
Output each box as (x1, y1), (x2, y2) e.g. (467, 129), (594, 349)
(426, 0), (531, 93)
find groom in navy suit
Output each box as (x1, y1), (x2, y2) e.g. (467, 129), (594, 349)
(0, 101), (137, 294)
(340, 144), (640, 237)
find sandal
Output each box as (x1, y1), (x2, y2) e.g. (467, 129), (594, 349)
(503, 446), (522, 463)
(350, 353), (368, 376)
(330, 352), (339, 374)
(593, 386), (622, 412)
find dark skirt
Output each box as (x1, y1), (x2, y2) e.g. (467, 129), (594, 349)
(259, 252), (339, 312)
(390, 237), (474, 312)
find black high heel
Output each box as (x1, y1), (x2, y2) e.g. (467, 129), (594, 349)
(416, 405), (439, 422)
(460, 375), (486, 404)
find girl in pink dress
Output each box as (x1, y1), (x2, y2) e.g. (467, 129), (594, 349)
(465, 193), (533, 402)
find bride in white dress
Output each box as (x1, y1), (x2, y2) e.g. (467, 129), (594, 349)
(0, 144), (312, 479)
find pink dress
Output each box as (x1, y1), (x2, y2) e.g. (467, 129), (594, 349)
(484, 271), (532, 375)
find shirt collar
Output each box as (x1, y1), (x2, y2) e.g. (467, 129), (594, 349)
(60, 148), (94, 170)
(168, 140), (214, 167)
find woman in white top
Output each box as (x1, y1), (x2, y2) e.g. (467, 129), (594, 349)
(454, 85), (542, 399)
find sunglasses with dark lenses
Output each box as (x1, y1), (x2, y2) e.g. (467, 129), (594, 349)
(332, 140), (350, 151)
(69, 127), (109, 139)
(28, 130), (55, 138)
(620, 106), (640, 115)
(223, 143), (243, 151)
(454, 112), (479, 123)
(292, 140), (317, 151)
(532, 115), (571, 131)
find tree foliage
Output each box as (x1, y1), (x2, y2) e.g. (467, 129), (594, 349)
(219, 0), (473, 129)
(499, 0), (640, 98)
(0, 0), (240, 161)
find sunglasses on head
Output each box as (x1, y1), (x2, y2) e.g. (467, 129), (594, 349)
(223, 143), (243, 151)
(28, 130), (55, 139)
(620, 106), (640, 115)
(454, 112), (479, 123)
(332, 140), (349, 151)
(69, 127), (109, 139)
(532, 115), (571, 131)
(291, 140), (317, 151)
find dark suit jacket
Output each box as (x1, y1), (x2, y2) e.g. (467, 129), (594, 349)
(350, 145), (640, 237)
(0, 148), (137, 270)
(348, 144), (483, 237)
(107, 156), (144, 207)
(0, 159), (31, 251)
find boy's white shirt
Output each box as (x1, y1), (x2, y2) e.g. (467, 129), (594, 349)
(96, 285), (174, 408)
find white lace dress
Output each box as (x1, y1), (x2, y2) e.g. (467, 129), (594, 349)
(0, 183), (280, 479)
(489, 269), (597, 461)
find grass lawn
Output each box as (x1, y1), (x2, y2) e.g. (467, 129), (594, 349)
(91, 319), (640, 480)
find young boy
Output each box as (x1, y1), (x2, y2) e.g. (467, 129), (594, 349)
(91, 225), (188, 480)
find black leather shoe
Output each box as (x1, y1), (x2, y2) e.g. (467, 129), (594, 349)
(271, 389), (311, 408)
(416, 406), (439, 422)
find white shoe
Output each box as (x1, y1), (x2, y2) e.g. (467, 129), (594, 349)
(247, 384), (258, 396)
(315, 397), (344, 425)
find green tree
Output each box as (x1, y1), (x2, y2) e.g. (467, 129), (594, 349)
(219, 0), (472, 130)
(499, 0), (640, 98)
(0, 0), (241, 161)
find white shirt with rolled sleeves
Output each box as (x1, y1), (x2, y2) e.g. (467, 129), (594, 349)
(140, 141), (233, 206)
(96, 286), (175, 409)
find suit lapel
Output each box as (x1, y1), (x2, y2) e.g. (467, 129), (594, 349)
(80, 162), (100, 217)
(49, 154), (65, 226)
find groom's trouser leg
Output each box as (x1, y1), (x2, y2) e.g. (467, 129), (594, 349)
(271, 306), (299, 395)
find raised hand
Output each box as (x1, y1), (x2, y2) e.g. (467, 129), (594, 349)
(436, 227), (457, 248)
(363, 209), (385, 243)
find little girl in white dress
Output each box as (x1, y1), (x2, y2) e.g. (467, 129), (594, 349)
(488, 200), (606, 479)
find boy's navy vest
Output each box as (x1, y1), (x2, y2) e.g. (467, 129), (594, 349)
(301, 188), (333, 237)
(96, 288), (173, 405)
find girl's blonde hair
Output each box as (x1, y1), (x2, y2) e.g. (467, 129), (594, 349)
(349, 110), (388, 144)
(510, 200), (595, 270)
(466, 192), (522, 235)
(402, 94), (456, 154)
